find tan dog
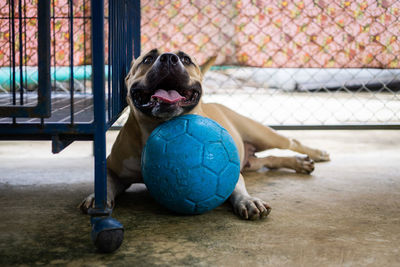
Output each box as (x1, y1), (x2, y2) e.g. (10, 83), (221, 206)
(80, 49), (329, 220)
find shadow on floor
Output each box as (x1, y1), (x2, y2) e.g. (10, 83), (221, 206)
(1, 130), (400, 266)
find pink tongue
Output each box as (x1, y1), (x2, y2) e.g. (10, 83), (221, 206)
(152, 89), (185, 104)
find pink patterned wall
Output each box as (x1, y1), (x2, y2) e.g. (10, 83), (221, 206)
(0, 0), (92, 67)
(1, 0), (399, 68)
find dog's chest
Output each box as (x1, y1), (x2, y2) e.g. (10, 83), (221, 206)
(119, 156), (143, 182)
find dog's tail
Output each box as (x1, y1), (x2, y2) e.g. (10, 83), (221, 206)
(200, 56), (217, 75)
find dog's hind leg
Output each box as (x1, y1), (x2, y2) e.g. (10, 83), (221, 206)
(243, 142), (314, 173)
(245, 155), (315, 174)
(215, 104), (330, 162)
(287, 138), (330, 162)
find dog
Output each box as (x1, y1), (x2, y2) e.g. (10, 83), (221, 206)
(80, 49), (330, 220)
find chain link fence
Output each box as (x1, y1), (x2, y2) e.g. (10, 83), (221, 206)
(141, 0), (400, 127)
(1, 0), (399, 127)
(0, 0), (93, 100)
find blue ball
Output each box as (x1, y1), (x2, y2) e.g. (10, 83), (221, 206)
(141, 114), (240, 215)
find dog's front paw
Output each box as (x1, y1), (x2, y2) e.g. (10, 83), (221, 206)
(78, 193), (113, 214)
(233, 196), (271, 220)
(78, 193), (95, 214)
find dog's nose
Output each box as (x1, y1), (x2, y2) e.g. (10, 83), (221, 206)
(159, 53), (179, 66)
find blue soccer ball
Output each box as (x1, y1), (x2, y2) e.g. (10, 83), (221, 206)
(141, 114), (240, 215)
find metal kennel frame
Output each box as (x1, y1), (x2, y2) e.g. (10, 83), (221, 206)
(0, 0), (141, 252)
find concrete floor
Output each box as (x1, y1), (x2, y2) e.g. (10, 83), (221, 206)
(0, 130), (399, 266)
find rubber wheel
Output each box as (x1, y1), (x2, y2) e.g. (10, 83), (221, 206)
(94, 229), (124, 253)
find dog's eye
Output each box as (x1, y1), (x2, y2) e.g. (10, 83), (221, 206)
(143, 56), (153, 64)
(181, 56), (192, 65)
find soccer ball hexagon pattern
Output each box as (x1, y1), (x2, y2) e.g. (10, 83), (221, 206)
(141, 114), (240, 215)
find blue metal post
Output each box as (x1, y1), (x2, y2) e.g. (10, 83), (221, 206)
(37, 0), (51, 118)
(132, 0), (141, 59)
(126, 0), (133, 64)
(89, 1), (124, 253)
(91, 0), (108, 213)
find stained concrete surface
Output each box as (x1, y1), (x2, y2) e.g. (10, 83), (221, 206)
(0, 130), (399, 266)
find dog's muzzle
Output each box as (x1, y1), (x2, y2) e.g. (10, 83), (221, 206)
(130, 53), (202, 119)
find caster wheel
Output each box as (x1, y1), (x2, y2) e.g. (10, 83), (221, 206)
(91, 216), (124, 253)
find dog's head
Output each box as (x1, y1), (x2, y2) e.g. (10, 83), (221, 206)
(125, 49), (215, 120)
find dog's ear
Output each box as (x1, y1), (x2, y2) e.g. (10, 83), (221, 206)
(200, 56), (217, 75)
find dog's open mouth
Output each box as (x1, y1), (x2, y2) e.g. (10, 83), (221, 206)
(132, 83), (201, 109)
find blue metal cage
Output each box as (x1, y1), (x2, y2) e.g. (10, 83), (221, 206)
(0, 0), (141, 252)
